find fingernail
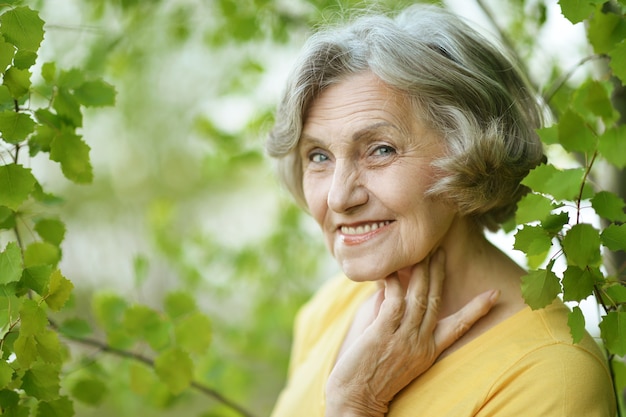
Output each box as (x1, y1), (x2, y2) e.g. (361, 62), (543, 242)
(489, 289), (501, 303)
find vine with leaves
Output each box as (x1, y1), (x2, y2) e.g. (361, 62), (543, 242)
(0, 5), (257, 417)
(512, 0), (626, 412)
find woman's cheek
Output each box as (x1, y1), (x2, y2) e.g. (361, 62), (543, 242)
(303, 176), (328, 226)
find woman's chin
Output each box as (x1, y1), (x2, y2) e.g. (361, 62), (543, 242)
(340, 264), (395, 283)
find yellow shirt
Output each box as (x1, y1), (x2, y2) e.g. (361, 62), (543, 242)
(271, 275), (616, 417)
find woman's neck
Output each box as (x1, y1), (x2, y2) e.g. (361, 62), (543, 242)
(435, 217), (526, 319)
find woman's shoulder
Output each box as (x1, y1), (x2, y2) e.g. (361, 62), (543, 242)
(484, 304), (616, 416)
(392, 300), (616, 416)
(484, 300), (609, 366)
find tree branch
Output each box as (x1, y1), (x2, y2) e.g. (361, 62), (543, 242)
(474, 0), (535, 89)
(54, 327), (258, 417)
(543, 54), (609, 104)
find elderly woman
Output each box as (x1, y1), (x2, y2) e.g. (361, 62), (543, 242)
(267, 5), (615, 417)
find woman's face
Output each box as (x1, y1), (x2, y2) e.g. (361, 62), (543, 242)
(300, 72), (457, 282)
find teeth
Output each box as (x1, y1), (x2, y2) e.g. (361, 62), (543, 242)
(341, 221), (390, 235)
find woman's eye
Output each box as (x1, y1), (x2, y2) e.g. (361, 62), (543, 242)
(372, 145), (396, 156)
(309, 152), (329, 163)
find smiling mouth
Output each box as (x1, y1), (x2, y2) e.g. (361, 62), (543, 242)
(340, 221), (392, 235)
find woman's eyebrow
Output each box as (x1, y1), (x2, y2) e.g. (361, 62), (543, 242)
(352, 122), (400, 142)
(299, 134), (324, 147)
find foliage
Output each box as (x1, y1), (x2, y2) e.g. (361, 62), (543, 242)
(0, 0), (625, 417)
(511, 0), (626, 412)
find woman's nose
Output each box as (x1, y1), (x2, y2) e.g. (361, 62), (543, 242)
(327, 159), (368, 213)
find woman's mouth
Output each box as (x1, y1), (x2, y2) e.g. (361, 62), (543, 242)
(340, 221), (392, 235)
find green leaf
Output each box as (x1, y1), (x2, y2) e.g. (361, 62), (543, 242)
(609, 40), (626, 83)
(35, 329), (62, 364)
(0, 242), (22, 284)
(558, 0), (597, 23)
(591, 190), (626, 222)
(164, 291), (197, 320)
(521, 267), (562, 310)
(31, 182), (62, 205)
(601, 223), (626, 251)
(34, 218), (66, 246)
(20, 265), (52, 295)
(599, 311), (626, 356)
(603, 284), (626, 305)
(0, 38), (15, 71)
(13, 50), (36, 70)
(0, 206), (14, 229)
(70, 377), (107, 406)
(515, 192), (555, 224)
(53, 87), (81, 127)
(29, 124), (55, 156)
(50, 131), (93, 183)
(599, 125), (626, 168)
(45, 270), (73, 311)
(541, 211), (570, 233)
(24, 242), (60, 268)
(175, 312), (212, 354)
(3, 67), (31, 99)
(34, 108), (63, 130)
(0, 85), (13, 111)
(575, 80), (617, 122)
(21, 363), (60, 401)
(74, 79), (116, 107)
(0, 110), (35, 143)
(93, 293), (127, 330)
(19, 298), (47, 336)
(567, 306), (586, 344)
(513, 225), (553, 256)
(558, 109), (596, 154)
(0, 283), (21, 329)
(521, 164), (585, 201)
(0, 7), (45, 51)
(562, 265), (598, 302)
(562, 223), (602, 268)
(587, 5), (626, 53)
(14, 334), (37, 367)
(129, 362), (157, 396)
(58, 317), (92, 339)
(154, 348), (193, 394)
(41, 62), (55, 83)
(123, 305), (170, 350)
(0, 360), (13, 388)
(0, 389), (20, 409)
(536, 125), (558, 145)
(0, 163), (36, 210)
(36, 396), (74, 417)
(57, 68), (84, 89)
(93, 293), (133, 348)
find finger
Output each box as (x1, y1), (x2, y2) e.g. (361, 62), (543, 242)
(374, 276), (406, 333)
(420, 249), (445, 333)
(403, 256), (431, 329)
(433, 289), (499, 352)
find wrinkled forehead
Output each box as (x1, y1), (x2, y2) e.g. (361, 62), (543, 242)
(301, 72), (428, 139)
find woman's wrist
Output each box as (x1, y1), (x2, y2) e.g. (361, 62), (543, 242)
(325, 387), (388, 417)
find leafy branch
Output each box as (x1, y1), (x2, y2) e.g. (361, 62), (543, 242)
(0, 5), (258, 417)
(543, 53), (611, 105)
(52, 321), (258, 417)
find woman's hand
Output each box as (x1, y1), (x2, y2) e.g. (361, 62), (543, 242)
(324, 250), (499, 417)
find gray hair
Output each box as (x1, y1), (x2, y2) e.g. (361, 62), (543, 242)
(266, 4), (544, 231)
